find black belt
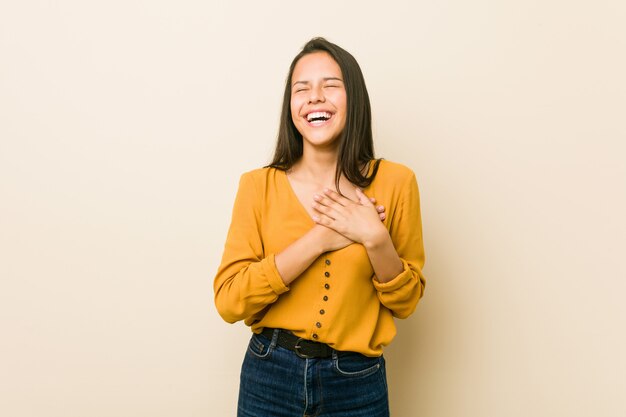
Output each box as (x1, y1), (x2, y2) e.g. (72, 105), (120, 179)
(261, 328), (334, 359)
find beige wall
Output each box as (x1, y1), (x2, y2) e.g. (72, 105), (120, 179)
(1, 1), (625, 416)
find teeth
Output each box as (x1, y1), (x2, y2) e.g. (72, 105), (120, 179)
(306, 111), (332, 122)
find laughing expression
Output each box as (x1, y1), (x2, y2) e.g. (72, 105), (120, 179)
(290, 51), (347, 150)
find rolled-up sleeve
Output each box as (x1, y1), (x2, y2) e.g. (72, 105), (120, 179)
(372, 172), (426, 318)
(214, 173), (289, 323)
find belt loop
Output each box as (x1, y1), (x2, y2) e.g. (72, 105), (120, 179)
(269, 328), (280, 348)
(331, 350), (338, 361)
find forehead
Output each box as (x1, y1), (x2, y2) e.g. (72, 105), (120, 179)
(292, 51), (342, 80)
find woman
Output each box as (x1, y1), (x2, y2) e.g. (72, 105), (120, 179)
(214, 37), (426, 417)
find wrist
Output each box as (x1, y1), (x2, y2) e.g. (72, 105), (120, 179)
(363, 226), (390, 250)
(308, 225), (329, 256)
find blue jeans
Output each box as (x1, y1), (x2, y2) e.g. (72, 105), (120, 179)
(237, 329), (390, 417)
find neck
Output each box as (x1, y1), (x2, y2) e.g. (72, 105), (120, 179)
(291, 146), (340, 186)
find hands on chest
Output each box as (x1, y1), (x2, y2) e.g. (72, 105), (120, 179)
(311, 187), (388, 252)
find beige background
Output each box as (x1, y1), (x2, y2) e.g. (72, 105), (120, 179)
(1, 1), (625, 416)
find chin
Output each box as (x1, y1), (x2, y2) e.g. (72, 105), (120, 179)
(305, 137), (340, 148)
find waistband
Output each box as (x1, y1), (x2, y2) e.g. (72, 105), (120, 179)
(260, 328), (334, 359)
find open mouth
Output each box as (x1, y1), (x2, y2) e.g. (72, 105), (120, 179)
(306, 111), (333, 126)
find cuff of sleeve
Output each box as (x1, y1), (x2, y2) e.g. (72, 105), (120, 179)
(263, 253), (290, 295)
(372, 258), (413, 293)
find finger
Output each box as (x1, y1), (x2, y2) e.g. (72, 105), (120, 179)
(379, 212), (386, 221)
(312, 201), (341, 220)
(355, 187), (373, 206)
(313, 194), (346, 215)
(376, 205), (385, 213)
(312, 213), (335, 228)
(369, 197), (377, 204)
(322, 188), (353, 206)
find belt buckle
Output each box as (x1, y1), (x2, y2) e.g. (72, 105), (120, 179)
(294, 338), (315, 359)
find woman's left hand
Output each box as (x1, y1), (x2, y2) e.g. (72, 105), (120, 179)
(311, 187), (388, 247)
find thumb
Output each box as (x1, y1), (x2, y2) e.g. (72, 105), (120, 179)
(355, 187), (373, 206)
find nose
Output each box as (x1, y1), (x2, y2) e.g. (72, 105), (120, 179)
(307, 84), (325, 103)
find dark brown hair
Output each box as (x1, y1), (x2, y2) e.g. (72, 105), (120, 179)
(267, 37), (381, 190)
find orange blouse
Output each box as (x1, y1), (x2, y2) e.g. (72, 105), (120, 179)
(214, 159), (426, 356)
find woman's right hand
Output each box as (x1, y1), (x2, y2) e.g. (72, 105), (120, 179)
(311, 224), (353, 253)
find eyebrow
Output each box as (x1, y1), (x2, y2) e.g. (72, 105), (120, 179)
(292, 77), (344, 87)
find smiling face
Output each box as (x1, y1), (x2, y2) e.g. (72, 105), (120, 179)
(290, 51), (347, 151)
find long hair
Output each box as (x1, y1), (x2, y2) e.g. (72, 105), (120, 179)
(267, 37), (381, 190)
